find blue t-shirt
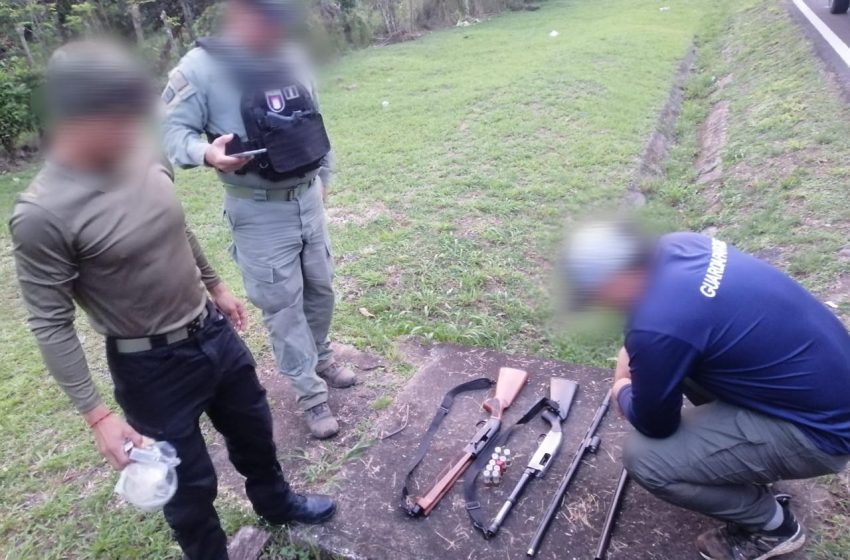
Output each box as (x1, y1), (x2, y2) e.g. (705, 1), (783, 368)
(619, 232), (850, 455)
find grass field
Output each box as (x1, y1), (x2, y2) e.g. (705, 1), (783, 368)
(1, 0), (849, 558)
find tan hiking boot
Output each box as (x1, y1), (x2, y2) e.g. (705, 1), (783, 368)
(317, 360), (357, 388)
(305, 403), (339, 439)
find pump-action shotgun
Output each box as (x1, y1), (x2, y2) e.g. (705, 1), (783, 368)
(486, 377), (578, 537)
(527, 389), (613, 557)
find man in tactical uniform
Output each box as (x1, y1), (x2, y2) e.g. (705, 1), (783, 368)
(11, 42), (335, 560)
(162, 0), (354, 439)
(561, 222), (850, 560)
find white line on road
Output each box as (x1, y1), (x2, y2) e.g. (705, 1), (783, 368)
(793, 0), (850, 67)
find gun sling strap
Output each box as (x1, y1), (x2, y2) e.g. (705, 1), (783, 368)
(463, 396), (561, 536)
(401, 377), (495, 516)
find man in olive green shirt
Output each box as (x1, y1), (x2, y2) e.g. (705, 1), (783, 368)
(12, 157), (226, 418)
(10, 41), (335, 560)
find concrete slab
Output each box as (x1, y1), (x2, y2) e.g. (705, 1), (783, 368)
(213, 342), (817, 559)
(295, 342), (710, 560)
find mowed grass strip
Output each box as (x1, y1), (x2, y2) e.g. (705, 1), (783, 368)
(647, 2), (850, 299)
(1, 1), (724, 557)
(315, 0), (723, 361)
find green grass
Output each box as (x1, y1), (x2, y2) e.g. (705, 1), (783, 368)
(4, 0), (849, 557)
(317, 0), (728, 363)
(286, 435), (375, 487)
(646, 2), (850, 298)
(814, 472), (850, 560)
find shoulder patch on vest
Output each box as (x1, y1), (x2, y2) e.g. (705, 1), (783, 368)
(169, 70), (190, 92)
(162, 86), (176, 104)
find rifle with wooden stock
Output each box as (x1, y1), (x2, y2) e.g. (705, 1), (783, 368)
(401, 367), (529, 517)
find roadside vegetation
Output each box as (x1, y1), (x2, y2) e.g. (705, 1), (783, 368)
(0, 0), (542, 165)
(1, 0), (849, 557)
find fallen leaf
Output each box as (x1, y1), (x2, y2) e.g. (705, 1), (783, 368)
(359, 307), (376, 318)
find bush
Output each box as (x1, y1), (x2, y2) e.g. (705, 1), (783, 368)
(307, 6), (378, 59)
(0, 60), (41, 159)
(193, 2), (223, 38)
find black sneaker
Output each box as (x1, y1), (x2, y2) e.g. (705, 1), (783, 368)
(697, 508), (805, 560)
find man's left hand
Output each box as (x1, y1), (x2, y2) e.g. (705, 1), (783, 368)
(614, 346), (631, 384)
(209, 283), (249, 331)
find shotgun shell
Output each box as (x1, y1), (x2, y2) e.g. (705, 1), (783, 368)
(491, 452), (500, 462)
(496, 459), (506, 473)
(503, 449), (512, 466)
(482, 466), (493, 486)
(491, 469), (502, 486)
(494, 447), (503, 455)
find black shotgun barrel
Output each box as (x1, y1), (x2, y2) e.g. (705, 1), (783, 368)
(594, 468), (629, 560)
(526, 390), (612, 557)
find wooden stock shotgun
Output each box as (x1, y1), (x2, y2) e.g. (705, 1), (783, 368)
(412, 367), (528, 516)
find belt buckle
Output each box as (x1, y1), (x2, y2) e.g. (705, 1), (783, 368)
(186, 317), (201, 336)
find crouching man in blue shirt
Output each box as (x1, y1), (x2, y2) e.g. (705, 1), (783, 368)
(562, 222), (850, 560)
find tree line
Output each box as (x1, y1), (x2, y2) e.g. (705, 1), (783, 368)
(0, 0), (528, 160)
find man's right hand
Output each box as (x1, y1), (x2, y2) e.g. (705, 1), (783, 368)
(612, 346), (632, 416)
(84, 405), (143, 470)
(204, 133), (252, 173)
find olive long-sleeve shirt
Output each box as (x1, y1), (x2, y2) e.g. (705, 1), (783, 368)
(9, 158), (220, 413)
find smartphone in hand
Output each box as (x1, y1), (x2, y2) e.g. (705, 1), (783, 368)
(223, 135), (267, 159)
(231, 148), (267, 159)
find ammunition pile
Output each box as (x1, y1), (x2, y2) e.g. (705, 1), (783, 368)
(483, 447), (513, 487)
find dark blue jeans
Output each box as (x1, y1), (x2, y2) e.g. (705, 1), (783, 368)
(107, 307), (291, 560)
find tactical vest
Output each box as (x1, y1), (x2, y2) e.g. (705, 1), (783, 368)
(197, 38), (331, 182)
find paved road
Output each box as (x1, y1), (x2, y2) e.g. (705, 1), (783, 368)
(790, 0), (850, 94)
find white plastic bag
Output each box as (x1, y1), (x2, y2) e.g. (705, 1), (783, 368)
(115, 441), (181, 512)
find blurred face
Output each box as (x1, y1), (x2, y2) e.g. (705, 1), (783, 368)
(590, 269), (648, 313)
(51, 115), (148, 170)
(225, 1), (286, 52)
